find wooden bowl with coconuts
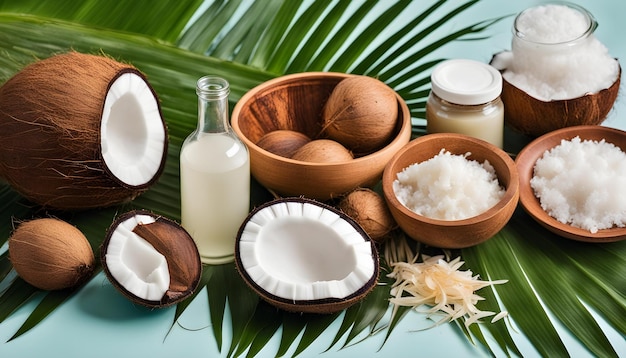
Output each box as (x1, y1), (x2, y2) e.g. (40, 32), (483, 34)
(515, 125), (626, 243)
(382, 133), (519, 249)
(231, 72), (412, 200)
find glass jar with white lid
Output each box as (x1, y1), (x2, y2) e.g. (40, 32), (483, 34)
(426, 59), (504, 148)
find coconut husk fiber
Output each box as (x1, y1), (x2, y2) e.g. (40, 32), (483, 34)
(0, 51), (167, 210)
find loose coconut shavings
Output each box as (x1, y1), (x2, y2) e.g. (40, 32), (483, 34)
(530, 136), (626, 233)
(393, 150), (505, 220)
(388, 254), (508, 328)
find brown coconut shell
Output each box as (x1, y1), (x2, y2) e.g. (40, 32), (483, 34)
(321, 75), (398, 155)
(234, 197), (379, 314)
(256, 129), (311, 158)
(499, 61), (621, 137)
(0, 51), (167, 210)
(8, 218), (95, 291)
(337, 188), (396, 242)
(291, 139), (354, 163)
(100, 210), (202, 308)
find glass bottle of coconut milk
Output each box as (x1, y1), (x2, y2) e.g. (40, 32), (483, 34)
(180, 76), (250, 265)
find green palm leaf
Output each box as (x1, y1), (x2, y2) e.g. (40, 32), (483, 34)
(177, 0), (242, 52)
(0, 0), (203, 43)
(0, 1), (624, 357)
(463, 211), (626, 357)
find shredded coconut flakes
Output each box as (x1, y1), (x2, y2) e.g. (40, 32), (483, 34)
(531, 136), (626, 233)
(393, 149), (505, 220)
(387, 254), (508, 328)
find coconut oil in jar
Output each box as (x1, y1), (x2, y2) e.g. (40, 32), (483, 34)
(504, 2), (617, 101)
(426, 59), (504, 148)
(180, 76), (250, 265)
(511, 2), (597, 68)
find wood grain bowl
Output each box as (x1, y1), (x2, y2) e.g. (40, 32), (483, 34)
(382, 133), (519, 249)
(231, 72), (412, 200)
(515, 125), (626, 243)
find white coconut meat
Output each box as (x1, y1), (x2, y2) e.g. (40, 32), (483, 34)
(238, 200), (376, 301)
(104, 214), (170, 301)
(100, 72), (166, 187)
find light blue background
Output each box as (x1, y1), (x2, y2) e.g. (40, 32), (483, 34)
(0, 1), (624, 357)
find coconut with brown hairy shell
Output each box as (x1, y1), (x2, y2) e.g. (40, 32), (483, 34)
(8, 218), (95, 291)
(0, 52), (168, 210)
(321, 75), (398, 155)
(256, 129), (311, 158)
(337, 188), (396, 242)
(100, 210), (202, 308)
(291, 139), (353, 163)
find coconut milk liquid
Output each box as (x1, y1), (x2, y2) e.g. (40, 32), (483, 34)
(180, 133), (250, 264)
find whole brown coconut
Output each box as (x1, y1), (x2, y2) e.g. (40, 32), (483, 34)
(0, 51), (168, 210)
(291, 139), (354, 163)
(337, 188), (396, 242)
(256, 129), (311, 158)
(9, 218), (95, 291)
(322, 75), (398, 155)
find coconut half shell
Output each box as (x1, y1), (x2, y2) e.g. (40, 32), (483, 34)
(494, 55), (621, 137)
(100, 210), (202, 308)
(0, 51), (168, 210)
(235, 197), (379, 314)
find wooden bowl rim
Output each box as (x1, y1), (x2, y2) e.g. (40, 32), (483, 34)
(231, 71), (412, 166)
(382, 133), (520, 227)
(515, 125), (626, 243)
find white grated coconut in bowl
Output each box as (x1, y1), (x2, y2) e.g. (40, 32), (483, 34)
(530, 136), (626, 234)
(393, 149), (505, 221)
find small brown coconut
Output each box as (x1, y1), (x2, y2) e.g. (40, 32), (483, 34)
(321, 75), (398, 155)
(337, 188), (396, 242)
(291, 139), (353, 163)
(256, 129), (311, 158)
(8, 218), (95, 291)
(491, 54), (621, 137)
(100, 210), (202, 308)
(0, 51), (168, 210)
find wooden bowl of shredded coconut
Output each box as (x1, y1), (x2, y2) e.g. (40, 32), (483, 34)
(516, 125), (626, 242)
(382, 133), (519, 248)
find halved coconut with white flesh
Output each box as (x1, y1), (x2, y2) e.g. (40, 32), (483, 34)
(0, 51), (167, 210)
(235, 197), (379, 314)
(101, 210), (201, 308)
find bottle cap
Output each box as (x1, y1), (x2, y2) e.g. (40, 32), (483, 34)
(430, 59), (502, 105)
